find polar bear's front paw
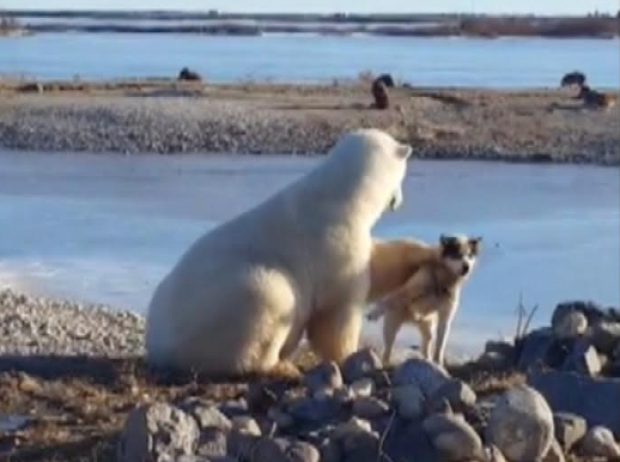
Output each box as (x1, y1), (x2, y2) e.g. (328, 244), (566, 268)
(266, 361), (302, 380)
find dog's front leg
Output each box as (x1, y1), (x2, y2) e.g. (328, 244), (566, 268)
(433, 307), (456, 367)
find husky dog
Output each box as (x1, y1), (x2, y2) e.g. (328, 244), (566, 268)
(560, 71), (586, 88)
(367, 235), (481, 366)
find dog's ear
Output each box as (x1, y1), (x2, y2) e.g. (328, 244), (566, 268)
(469, 237), (482, 254)
(439, 234), (451, 247)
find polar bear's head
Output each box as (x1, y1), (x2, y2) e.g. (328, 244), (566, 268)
(319, 129), (412, 224)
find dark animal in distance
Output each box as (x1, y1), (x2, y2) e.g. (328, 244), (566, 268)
(371, 74), (395, 110)
(178, 67), (202, 82)
(577, 85), (616, 109)
(561, 71), (587, 87)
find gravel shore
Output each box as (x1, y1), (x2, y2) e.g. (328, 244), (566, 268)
(0, 80), (618, 164)
(0, 288), (144, 357)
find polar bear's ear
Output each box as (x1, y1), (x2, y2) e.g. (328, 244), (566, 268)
(397, 144), (413, 159)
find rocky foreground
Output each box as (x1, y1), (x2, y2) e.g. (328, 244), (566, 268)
(0, 289), (619, 462)
(0, 80), (618, 165)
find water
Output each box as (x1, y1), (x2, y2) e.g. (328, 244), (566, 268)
(1, 151), (618, 353)
(0, 33), (618, 88)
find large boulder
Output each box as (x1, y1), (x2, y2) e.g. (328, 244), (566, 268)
(422, 413), (484, 462)
(528, 370), (620, 434)
(392, 358), (450, 396)
(553, 310), (587, 340)
(589, 321), (620, 354)
(579, 426), (620, 459)
(553, 412), (587, 452)
(562, 341), (601, 376)
(485, 385), (554, 462)
(118, 402), (200, 462)
(341, 349), (383, 384)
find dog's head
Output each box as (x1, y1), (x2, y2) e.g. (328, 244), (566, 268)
(439, 234), (481, 278)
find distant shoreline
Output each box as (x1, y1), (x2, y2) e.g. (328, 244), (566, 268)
(0, 79), (618, 165)
(1, 11), (618, 38)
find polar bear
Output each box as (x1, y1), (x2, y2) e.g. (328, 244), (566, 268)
(145, 129), (413, 376)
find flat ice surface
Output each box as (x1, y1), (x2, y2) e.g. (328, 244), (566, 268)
(1, 151), (618, 353)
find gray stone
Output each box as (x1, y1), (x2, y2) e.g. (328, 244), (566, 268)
(579, 426), (620, 459)
(542, 438), (565, 462)
(517, 328), (562, 370)
(553, 412), (587, 452)
(552, 301), (606, 327)
(428, 379), (477, 413)
(118, 402), (199, 462)
(383, 419), (439, 462)
(247, 437), (320, 462)
(231, 415), (261, 436)
(287, 396), (341, 423)
(529, 370), (620, 434)
(392, 384), (426, 420)
(484, 445), (508, 462)
(318, 439), (342, 462)
(590, 321), (620, 354)
(485, 385), (554, 462)
(304, 361), (343, 393)
(196, 428), (228, 459)
(268, 408), (294, 430)
(332, 418), (381, 462)
(350, 378), (375, 398)
(563, 341), (601, 376)
(392, 358), (450, 396)
(181, 398), (232, 431)
(553, 310), (588, 340)
(341, 348), (383, 384)
(422, 413), (484, 462)
(352, 396), (389, 419)
(218, 398), (249, 418)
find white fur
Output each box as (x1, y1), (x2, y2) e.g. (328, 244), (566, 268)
(146, 129), (412, 375)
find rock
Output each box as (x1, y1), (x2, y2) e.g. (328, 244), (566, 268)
(553, 412), (587, 452)
(517, 328), (567, 370)
(231, 416), (261, 436)
(480, 341), (516, 369)
(268, 408), (294, 431)
(118, 402), (199, 462)
(579, 426), (620, 459)
(287, 396), (341, 424)
(553, 301), (606, 327)
(542, 438), (565, 462)
(563, 341), (601, 376)
(352, 396), (390, 420)
(485, 445), (508, 462)
(178, 67), (202, 81)
(181, 398), (232, 431)
(243, 437), (320, 462)
(553, 310), (588, 340)
(422, 413), (484, 462)
(341, 349), (382, 384)
(247, 382), (279, 413)
(318, 439), (342, 462)
(529, 370), (620, 434)
(196, 428), (228, 458)
(332, 417), (381, 462)
(392, 358), (450, 396)
(350, 378), (375, 398)
(383, 419), (439, 462)
(485, 385), (554, 462)
(332, 417), (374, 439)
(428, 379), (477, 413)
(304, 361), (343, 393)
(590, 321), (620, 354)
(219, 398), (249, 418)
(392, 384), (426, 420)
